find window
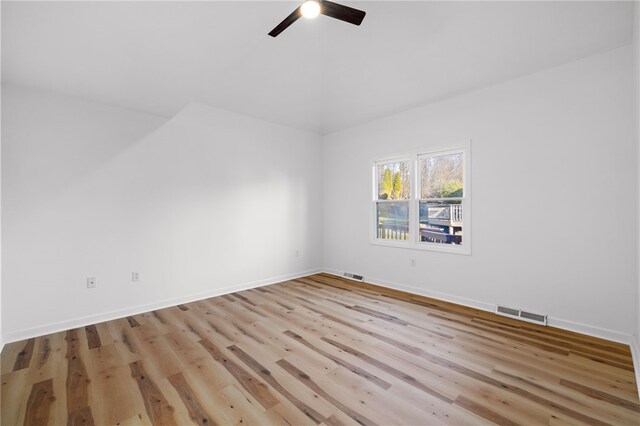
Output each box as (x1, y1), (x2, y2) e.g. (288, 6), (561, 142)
(371, 142), (470, 254)
(374, 159), (411, 241)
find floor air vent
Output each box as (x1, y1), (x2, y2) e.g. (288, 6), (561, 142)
(496, 305), (547, 325)
(343, 272), (364, 282)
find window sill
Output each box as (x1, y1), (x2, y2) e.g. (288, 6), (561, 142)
(369, 239), (471, 255)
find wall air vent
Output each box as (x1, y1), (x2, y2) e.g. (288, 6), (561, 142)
(496, 306), (520, 316)
(496, 305), (547, 326)
(343, 272), (364, 282)
(520, 310), (547, 324)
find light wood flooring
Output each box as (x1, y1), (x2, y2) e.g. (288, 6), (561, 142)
(1, 273), (639, 425)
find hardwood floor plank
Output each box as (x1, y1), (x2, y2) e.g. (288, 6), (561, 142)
(13, 339), (36, 371)
(84, 325), (102, 350)
(129, 360), (177, 425)
(65, 329), (93, 422)
(152, 310), (169, 325)
(137, 334), (184, 380)
(276, 358), (379, 426)
(162, 333), (239, 410)
(323, 413), (347, 426)
(167, 372), (216, 426)
(35, 337), (52, 370)
(66, 406), (95, 426)
(454, 395), (519, 426)
(198, 338), (280, 410)
(25, 335), (62, 387)
(283, 330), (391, 390)
(231, 321), (266, 345)
(321, 336), (453, 404)
(227, 344), (326, 424)
(89, 364), (140, 425)
(231, 293), (257, 306)
(560, 378), (640, 412)
(2, 341), (24, 373)
(218, 384), (270, 424)
(117, 323), (138, 353)
(127, 316), (141, 328)
(23, 378), (55, 426)
(2, 370), (31, 425)
(325, 364), (454, 425)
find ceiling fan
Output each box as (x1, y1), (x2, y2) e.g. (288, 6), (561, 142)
(268, 0), (366, 37)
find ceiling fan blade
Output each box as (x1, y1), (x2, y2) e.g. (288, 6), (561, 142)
(320, 0), (366, 26)
(268, 6), (302, 37)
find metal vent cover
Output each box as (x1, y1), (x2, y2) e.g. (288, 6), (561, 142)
(496, 306), (519, 316)
(343, 272), (364, 282)
(520, 310), (547, 325)
(496, 305), (547, 326)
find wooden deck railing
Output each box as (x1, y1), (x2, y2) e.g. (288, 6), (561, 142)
(428, 204), (462, 222)
(450, 205), (462, 221)
(377, 224), (409, 240)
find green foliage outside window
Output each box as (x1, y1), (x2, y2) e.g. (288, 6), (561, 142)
(392, 172), (403, 199)
(380, 169), (393, 199)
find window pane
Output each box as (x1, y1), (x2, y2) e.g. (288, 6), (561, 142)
(376, 202), (409, 240)
(419, 201), (463, 245)
(377, 161), (410, 200)
(419, 152), (463, 199)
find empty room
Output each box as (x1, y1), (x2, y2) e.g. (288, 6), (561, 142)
(1, 1), (640, 425)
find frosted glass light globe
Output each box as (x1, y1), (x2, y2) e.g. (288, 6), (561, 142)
(301, 1), (320, 19)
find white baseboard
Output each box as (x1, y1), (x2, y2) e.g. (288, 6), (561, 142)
(1, 268), (321, 347)
(321, 268), (634, 345)
(547, 317), (633, 345)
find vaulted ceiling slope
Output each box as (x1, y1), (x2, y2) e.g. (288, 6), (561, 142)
(1, 1), (634, 134)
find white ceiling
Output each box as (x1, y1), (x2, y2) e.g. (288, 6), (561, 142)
(1, 1), (635, 134)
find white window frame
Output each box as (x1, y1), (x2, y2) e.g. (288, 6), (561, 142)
(370, 156), (415, 247)
(370, 141), (471, 255)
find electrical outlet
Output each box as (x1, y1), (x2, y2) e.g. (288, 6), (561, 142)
(87, 277), (96, 289)
(410, 258), (416, 267)
(295, 249), (300, 257)
(132, 272), (140, 282)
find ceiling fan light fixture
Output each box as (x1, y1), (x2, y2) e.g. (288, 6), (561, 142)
(268, 0), (365, 37)
(300, 0), (321, 19)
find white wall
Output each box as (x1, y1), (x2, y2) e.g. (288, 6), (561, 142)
(0, 85), (3, 350)
(1, 85), (323, 341)
(634, 1), (640, 361)
(323, 46), (637, 341)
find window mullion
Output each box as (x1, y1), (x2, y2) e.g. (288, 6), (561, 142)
(409, 155), (416, 245)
